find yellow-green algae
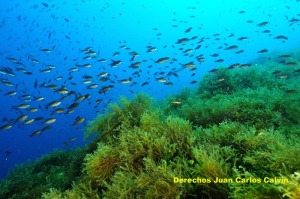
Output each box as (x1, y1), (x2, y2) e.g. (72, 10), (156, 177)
(1, 59), (300, 199)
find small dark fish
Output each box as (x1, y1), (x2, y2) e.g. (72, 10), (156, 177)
(13, 104), (30, 109)
(257, 21), (269, 27)
(284, 62), (297, 66)
(240, 64), (251, 68)
(182, 62), (195, 68)
(170, 100), (182, 105)
(224, 45), (238, 50)
(209, 69), (218, 73)
(15, 114), (28, 123)
(72, 117), (85, 126)
(34, 117), (44, 121)
(288, 18), (300, 23)
(235, 50), (244, 54)
(119, 78), (132, 84)
(164, 82), (173, 86)
(87, 84), (99, 89)
(278, 55), (291, 59)
(129, 51), (139, 56)
(278, 75), (288, 79)
(274, 35), (288, 40)
(40, 48), (52, 53)
(45, 101), (61, 108)
(238, 37), (248, 41)
(30, 130), (42, 137)
(130, 55), (138, 61)
(0, 67), (15, 76)
(4, 91), (17, 96)
(185, 27), (192, 33)
(44, 118), (56, 124)
(197, 57), (205, 62)
(176, 38), (189, 44)
(183, 49), (193, 53)
(146, 47), (157, 53)
(41, 126), (52, 132)
(141, 81), (149, 86)
(6, 57), (17, 62)
(129, 62), (142, 69)
(156, 77), (167, 83)
(257, 49), (268, 53)
(195, 45), (202, 50)
(68, 102), (79, 109)
(215, 59), (224, 63)
(228, 63), (241, 69)
(34, 79), (38, 88)
(28, 56), (40, 64)
(155, 57), (170, 64)
(110, 60), (122, 67)
(262, 30), (271, 33)
(0, 124), (12, 130)
(42, 3), (48, 7)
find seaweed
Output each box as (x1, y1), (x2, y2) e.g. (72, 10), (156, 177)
(84, 93), (153, 144)
(1, 59), (300, 199)
(0, 149), (86, 199)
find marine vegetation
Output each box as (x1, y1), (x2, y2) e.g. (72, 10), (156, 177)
(1, 61), (300, 199)
(0, 149), (86, 199)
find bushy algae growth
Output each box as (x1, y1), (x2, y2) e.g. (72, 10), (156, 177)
(0, 149), (86, 199)
(1, 60), (300, 199)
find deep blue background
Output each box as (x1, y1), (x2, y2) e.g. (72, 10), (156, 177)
(0, 0), (299, 179)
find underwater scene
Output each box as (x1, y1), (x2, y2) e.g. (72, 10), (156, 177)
(0, 0), (300, 198)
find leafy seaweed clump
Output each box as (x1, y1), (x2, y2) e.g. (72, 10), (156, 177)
(167, 63), (300, 131)
(0, 149), (86, 199)
(84, 93), (153, 144)
(82, 112), (196, 198)
(41, 180), (100, 199)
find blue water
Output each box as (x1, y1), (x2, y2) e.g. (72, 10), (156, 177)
(0, 0), (299, 179)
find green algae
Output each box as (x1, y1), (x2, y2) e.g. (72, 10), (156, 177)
(1, 60), (300, 199)
(0, 149), (86, 199)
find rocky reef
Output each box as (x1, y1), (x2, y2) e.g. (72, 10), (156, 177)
(1, 59), (300, 199)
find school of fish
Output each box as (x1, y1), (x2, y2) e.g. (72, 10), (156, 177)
(0, 1), (299, 148)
